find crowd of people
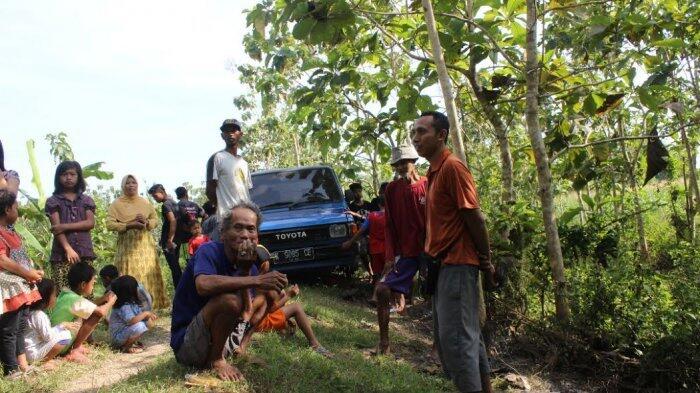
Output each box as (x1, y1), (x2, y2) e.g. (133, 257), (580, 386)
(0, 110), (501, 392)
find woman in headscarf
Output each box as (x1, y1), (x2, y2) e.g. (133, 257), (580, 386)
(107, 175), (168, 309)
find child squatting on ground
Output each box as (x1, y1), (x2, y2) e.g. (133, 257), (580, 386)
(23, 279), (72, 370)
(108, 275), (157, 353)
(49, 262), (116, 363)
(99, 265), (153, 312)
(0, 189), (43, 377)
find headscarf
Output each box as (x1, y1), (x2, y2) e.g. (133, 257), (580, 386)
(108, 174), (154, 223)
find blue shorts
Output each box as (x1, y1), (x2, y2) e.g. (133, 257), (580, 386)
(380, 257), (419, 295)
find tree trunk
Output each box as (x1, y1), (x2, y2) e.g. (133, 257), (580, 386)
(683, 159), (696, 240)
(371, 140), (380, 193)
(611, 174), (620, 218)
(576, 189), (586, 224)
(421, 0), (467, 163)
(461, 0), (520, 341)
(525, 0), (570, 322)
(680, 125), (700, 212)
(618, 118), (650, 262)
(292, 133), (302, 167)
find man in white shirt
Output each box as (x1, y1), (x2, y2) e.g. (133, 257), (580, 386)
(206, 119), (253, 239)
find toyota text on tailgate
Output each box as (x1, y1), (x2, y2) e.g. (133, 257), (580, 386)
(249, 166), (358, 274)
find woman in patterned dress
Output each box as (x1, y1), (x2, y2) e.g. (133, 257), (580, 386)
(106, 175), (168, 309)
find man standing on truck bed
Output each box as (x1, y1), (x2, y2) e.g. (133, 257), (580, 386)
(206, 118), (253, 240)
(374, 143), (427, 355)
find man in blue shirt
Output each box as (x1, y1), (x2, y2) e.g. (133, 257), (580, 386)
(171, 201), (287, 381)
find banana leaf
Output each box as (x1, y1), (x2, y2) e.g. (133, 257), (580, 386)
(13, 222), (48, 268)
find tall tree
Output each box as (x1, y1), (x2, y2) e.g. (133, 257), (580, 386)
(524, 0), (570, 321)
(420, 0), (467, 163)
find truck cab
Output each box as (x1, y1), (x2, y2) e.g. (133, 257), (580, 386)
(249, 166), (358, 275)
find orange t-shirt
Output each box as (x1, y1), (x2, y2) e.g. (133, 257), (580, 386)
(425, 149), (480, 266)
(255, 308), (287, 332)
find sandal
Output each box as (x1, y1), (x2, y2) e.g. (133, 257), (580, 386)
(122, 346), (144, 354)
(313, 345), (334, 358)
(5, 370), (23, 381)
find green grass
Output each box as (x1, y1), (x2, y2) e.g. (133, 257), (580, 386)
(0, 340), (115, 393)
(1, 286), (455, 393)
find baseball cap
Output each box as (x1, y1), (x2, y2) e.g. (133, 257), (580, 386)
(220, 119), (242, 132)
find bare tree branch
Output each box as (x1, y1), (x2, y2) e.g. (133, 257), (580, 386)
(543, 0), (612, 15)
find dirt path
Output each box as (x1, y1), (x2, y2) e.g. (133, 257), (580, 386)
(58, 321), (172, 393)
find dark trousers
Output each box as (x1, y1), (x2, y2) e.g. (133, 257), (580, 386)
(163, 243), (183, 288)
(433, 264), (490, 392)
(0, 307), (27, 375)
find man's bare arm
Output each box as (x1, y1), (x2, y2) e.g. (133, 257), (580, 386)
(459, 208), (491, 261)
(195, 272), (287, 297)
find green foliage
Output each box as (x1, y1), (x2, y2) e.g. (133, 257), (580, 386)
(8, 0), (700, 388)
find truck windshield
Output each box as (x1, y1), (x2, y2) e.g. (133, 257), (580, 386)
(251, 167), (343, 210)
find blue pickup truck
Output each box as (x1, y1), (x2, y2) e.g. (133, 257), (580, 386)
(249, 165), (359, 275)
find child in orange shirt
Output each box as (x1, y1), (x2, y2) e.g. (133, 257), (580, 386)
(236, 256), (332, 358)
(253, 284), (332, 357)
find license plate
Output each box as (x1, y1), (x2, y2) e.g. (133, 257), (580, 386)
(271, 247), (314, 264)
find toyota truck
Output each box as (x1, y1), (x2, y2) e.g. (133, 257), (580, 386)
(249, 165), (359, 275)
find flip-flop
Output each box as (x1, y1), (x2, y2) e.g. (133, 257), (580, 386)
(313, 346), (334, 358)
(5, 370), (24, 381)
(184, 373), (221, 388)
(122, 346), (144, 354)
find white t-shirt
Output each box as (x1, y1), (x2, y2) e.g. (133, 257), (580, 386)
(71, 297), (97, 319)
(24, 310), (72, 363)
(211, 150), (253, 217)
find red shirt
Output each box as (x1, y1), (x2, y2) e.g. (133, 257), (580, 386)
(425, 149), (480, 266)
(366, 211), (386, 255)
(187, 235), (210, 256)
(384, 177), (427, 261)
(0, 227), (22, 258)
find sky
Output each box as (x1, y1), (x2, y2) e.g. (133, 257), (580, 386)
(1, 0), (260, 198)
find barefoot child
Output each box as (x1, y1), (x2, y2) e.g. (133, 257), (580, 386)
(0, 190), (43, 376)
(24, 279), (72, 368)
(45, 161), (96, 290)
(234, 250), (331, 358)
(49, 262), (116, 363)
(99, 265), (153, 312)
(252, 283), (332, 358)
(109, 275), (157, 353)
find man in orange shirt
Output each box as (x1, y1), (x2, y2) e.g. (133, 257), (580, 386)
(412, 111), (496, 393)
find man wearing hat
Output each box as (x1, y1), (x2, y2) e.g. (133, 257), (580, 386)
(206, 119), (253, 238)
(373, 142), (427, 355)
